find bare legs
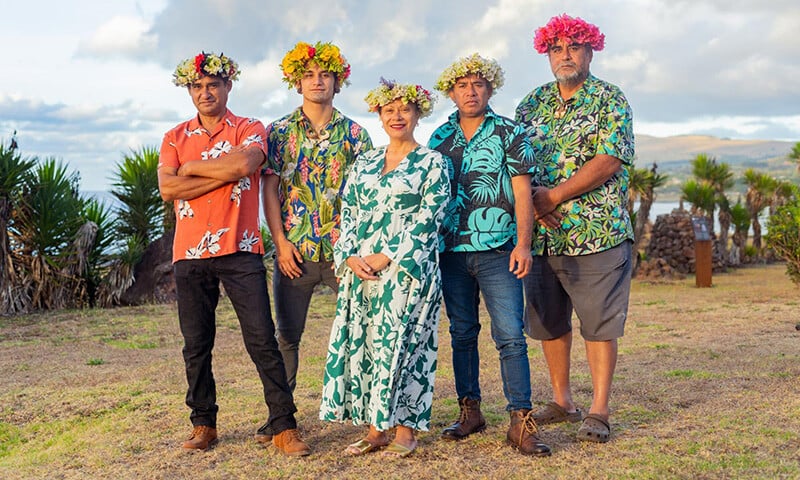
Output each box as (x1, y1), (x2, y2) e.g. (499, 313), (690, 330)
(541, 331), (617, 421)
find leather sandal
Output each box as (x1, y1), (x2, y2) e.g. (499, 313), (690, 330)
(381, 440), (416, 458)
(345, 438), (388, 456)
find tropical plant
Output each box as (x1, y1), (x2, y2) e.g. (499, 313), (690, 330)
(628, 163), (667, 261)
(730, 199), (750, 265)
(681, 180), (716, 219)
(14, 158), (86, 310)
(743, 169), (778, 252)
(766, 198), (800, 284)
(82, 198), (117, 306)
(789, 141), (800, 172)
(0, 140), (36, 315)
(111, 146), (168, 250)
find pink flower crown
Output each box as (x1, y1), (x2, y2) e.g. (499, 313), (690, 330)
(533, 14), (605, 54)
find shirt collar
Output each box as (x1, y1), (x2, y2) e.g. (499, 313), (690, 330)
(447, 105), (498, 125)
(188, 109), (237, 133)
(289, 106), (344, 128)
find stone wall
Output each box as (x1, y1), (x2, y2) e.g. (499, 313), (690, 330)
(640, 209), (725, 278)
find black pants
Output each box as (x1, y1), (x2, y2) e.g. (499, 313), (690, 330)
(174, 252), (297, 433)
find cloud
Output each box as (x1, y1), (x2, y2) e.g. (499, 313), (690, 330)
(77, 15), (158, 58)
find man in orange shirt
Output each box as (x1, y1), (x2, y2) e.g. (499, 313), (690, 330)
(158, 51), (309, 456)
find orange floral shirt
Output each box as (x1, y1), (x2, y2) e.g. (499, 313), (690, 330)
(159, 110), (267, 263)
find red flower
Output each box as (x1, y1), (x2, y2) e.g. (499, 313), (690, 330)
(194, 53), (206, 74)
(308, 46), (316, 58)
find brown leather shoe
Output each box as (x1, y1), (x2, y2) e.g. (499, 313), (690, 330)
(182, 425), (218, 451)
(507, 409), (551, 456)
(441, 397), (486, 441)
(254, 422), (272, 445)
(272, 428), (311, 457)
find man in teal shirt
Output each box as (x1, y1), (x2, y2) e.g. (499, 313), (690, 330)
(429, 53), (550, 457)
(515, 14), (635, 444)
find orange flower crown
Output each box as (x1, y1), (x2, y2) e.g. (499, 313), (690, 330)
(280, 41), (351, 88)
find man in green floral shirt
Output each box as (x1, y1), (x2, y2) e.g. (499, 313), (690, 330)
(260, 42), (372, 441)
(515, 14), (634, 444)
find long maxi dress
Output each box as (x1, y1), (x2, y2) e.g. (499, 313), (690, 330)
(319, 145), (450, 431)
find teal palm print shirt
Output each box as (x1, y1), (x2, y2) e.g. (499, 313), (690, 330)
(428, 106), (536, 252)
(515, 74), (635, 256)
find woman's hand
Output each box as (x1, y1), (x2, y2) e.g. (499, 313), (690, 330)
(346, 256), (379, 280)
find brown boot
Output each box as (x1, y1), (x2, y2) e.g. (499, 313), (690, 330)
(441, 398), (486, 441)
(507, 409), (551, 456)
(182, 425), (218, 450)
(272, 428), (311, 457)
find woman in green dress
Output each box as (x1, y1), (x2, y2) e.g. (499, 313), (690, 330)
(319, 79), (449, 457)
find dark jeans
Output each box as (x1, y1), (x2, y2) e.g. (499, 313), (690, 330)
(272, 259), (338, 391)
(174, 252), (297, 433)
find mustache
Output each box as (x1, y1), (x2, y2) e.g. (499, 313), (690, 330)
(556, 61), (577, 69)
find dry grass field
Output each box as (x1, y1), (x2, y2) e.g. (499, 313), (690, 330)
(1, 264), (798, 479)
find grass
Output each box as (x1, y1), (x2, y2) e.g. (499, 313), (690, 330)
(1, 264), (799, 479)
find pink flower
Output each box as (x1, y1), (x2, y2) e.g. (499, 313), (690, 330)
(533, 13), (605, 54)
(350, 123), (360, 137)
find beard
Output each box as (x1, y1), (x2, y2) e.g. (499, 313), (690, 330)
(554, 62), (588, 86)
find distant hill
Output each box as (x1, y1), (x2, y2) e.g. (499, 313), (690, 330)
(634, 134), (798, 201)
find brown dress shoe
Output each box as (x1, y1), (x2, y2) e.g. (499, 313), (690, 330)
(507, 409), (551, 456)
(272, 428), (311, 457)
(254, 432), (273, 445)
(441, 398), (486, 441)
(182, 425), (218, 450)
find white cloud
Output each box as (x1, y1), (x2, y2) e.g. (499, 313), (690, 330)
(77, 15), (157, 57)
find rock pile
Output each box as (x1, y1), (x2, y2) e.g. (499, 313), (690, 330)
(641, 209), (725, 277)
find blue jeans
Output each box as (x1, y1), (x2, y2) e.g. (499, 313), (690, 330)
(439, 250), (532, 411)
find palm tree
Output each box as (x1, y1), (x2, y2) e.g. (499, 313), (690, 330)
(789, 142), (800, 172)
(82, 198), (117, 307)
(0, 140), (36, 315)
(743, 169), (777, 252)
(628, 163), (667, 258)
(111, 146), (167, 250)
(729, 199), (750, 265)
(681, 180), (716, 219)
(15, 158), (86, 310)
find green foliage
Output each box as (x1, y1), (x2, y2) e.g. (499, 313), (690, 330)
(766, 199), (800, 284)
(111, 146), (165, 250)
(82, 198), (118, 306)
(16, 158), (85, 258)
(681, 179), (716, 216)
(730, 200), (750, 232)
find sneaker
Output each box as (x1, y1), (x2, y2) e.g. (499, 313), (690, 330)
(182, 425), (218, 451)
(272, 428), (311, 457)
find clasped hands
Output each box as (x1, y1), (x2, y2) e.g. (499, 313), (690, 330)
(346, 253), (391, 281)
(532, 186), (563, 229)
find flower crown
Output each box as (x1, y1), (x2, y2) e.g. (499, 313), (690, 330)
(364, 78), (436, 118)
(280, 41), (351, 88)
(434, 53), (505, 95)
(533, 14), (605, 54)
(173, 51), (240, 87)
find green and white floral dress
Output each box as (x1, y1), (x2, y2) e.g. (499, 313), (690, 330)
(319, 145), (450, 431)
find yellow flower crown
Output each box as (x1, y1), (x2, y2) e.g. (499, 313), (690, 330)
(434, 53), (505, 95)
(173, 51), (240, 87)
(364, 78), (436, 118)
(280, 41), (351, 88)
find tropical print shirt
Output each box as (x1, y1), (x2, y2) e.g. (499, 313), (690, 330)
(264, 107), (372, 262)
(515, 74), (635, 256)
(428, 106), (536, 252)
(159, 110), (266, 263)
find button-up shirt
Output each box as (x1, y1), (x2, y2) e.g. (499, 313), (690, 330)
(264, 107), (372, 262)
(159, 110), (266, 263)
(515, 74), (635, 256)
(429, 106), (536, 252)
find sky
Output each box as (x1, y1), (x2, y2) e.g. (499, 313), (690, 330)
(1, 0), (799, 191)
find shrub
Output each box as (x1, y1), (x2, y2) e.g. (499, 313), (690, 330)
(766, 200), (800, 284)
